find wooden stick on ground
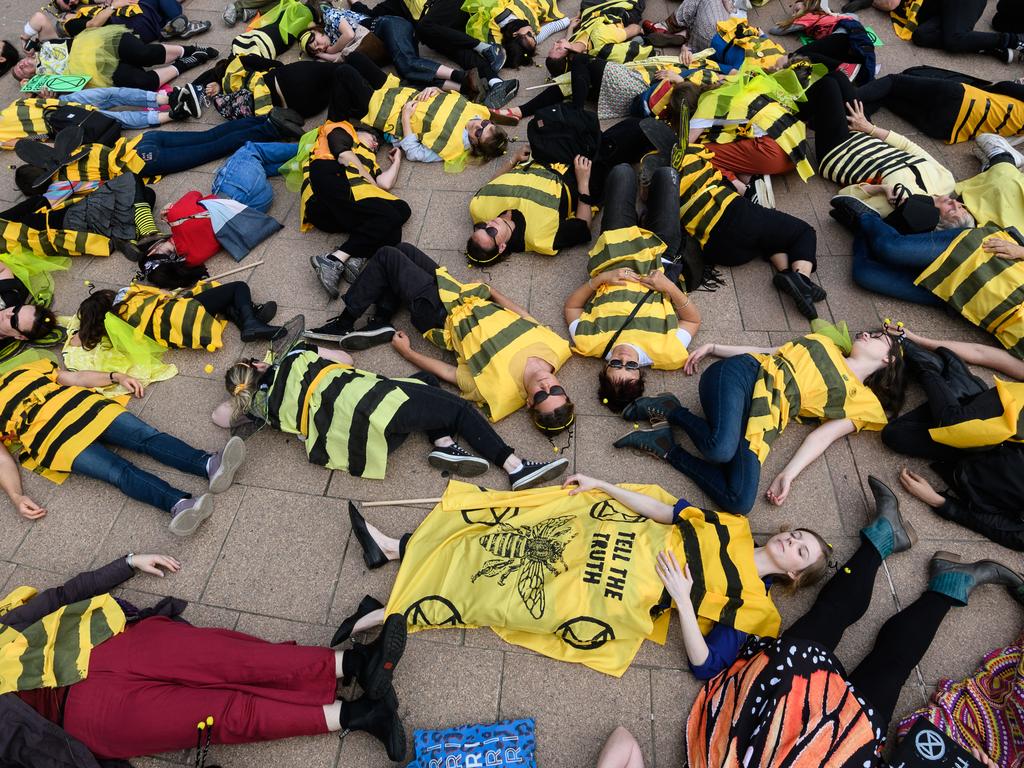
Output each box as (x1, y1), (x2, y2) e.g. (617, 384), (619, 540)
(360, 497), (442, 508)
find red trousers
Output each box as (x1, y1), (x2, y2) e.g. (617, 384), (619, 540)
(62, 617), (335, 759)
(705, 137), (795, 181)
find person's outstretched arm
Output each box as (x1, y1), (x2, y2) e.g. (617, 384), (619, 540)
(767, 418), (856, 505)
(390, 330), (459, 384)
(563, 473), (675, 522)
(0, 446), (44, 521)
(903, 329), (1024, 380)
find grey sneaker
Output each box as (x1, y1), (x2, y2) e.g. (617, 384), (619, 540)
(169, 493), (214, 536)
(482, 79), (519, 110)
(342, 256), (367, 284)
(208, 435), (246, 493)
(223, 2), (238, 25)
(481, 42), (506, 72)
(310, 252), (345, 298)
(179, 19), (212, 39)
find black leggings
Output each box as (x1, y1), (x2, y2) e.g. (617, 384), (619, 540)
(416, 0), (497, 80)
(704, 198), (817, 269)
(111, 33), (169, 91)
(342, 244), (447, 333)
(783, 541), (955, 727)
(325, 52), (389, 122)
(912, 0), (1010, 53)
(519, 55), (605, 116)
(388, 373), (515, 467)
(190, 282), (256, 328)
(800, 70), (855, 160)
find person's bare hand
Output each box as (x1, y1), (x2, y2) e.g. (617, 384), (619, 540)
(969, 747), (998, 768)
(766, 472), (792, 505)
(573, 154), (592, 182)
(112, 373), (145, 398)
(845, 99), (875, 134)
(656, 68), (682, 83)
(388, 147), (401, 165)
(415, 86), (441, 102)
(639, 269), (672, 292)
(683, 343), (714, 375)
(899, 467), (945, 507)
(511, 145), (531, 164)
(16, 494), (46, 520)
(563, 473), (603, 494)
(390, 329), (412, 353)
(679, 46), (693, 67)
(37, 86), (56, 99)
(131, 554), (181, 577)
(204, 82), (220, 97)
(983, 236), (1024, 261)
(601, 267), (637, 286)
(655, 550), (693, 603)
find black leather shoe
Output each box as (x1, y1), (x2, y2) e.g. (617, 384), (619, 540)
(331, 594), (384, 646)
(612, 423), (675, 458)
(341, 693), (406, 761)
(348, 502), (388, 569)
(773, 270), (817, 320)
(867, 475), (916, 554)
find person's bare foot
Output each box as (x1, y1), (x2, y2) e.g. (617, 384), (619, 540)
(899, 468), (944, 508)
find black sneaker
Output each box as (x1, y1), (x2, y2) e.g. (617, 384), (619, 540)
(795, 271), (827, 303)
(829, 194), (878, 232)
(428, 443), (489, 476)
(621, 393), (682, 422)
(482, 79), (519, 110)
(338, 320), (395, 351)
(480, 42), (507, 72)
(304, 315), (355, 342)
(169, 83), (203, 119)
(612, 423), (675, 458)
(509, 457), (569, 490)
(350, 613), (407, 700)
(773, 270), (818, 320)
(252, 301), (277, 323)
(341, 694), (406, 761)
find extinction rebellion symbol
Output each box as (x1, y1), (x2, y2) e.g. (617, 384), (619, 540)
(914, 728), (946, 762)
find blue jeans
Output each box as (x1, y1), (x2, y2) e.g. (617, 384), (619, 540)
(850, 213), (960, 306)
(212, 141), (298, 212)
(135, 117), (284, 176)
(60, 87), (160, 130)
(373, 16), (440, 86)
(71, 412), (211, 512)
(666, 354), (763, 514)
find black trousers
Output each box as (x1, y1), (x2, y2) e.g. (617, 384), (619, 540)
(882, 387), (1004, 462)
(704, 198), (817, 269)
(112, 33), (169, 91)
(602, 163), (681, 257)
(388, 372), (515, 466)
(800, 70), (855, 160)
(519, 55), (605, 116)
(416, 0), (497, 80)
(342, 243), (447, 332)
(325, 52), (389, 122)
(783, 541), (955, 728)
(912, 0), (1007, 53)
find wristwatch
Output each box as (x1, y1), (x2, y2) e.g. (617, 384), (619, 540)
(126, 552), (135, 569)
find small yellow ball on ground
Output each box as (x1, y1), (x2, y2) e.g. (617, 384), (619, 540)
(204, 364), (214, 374)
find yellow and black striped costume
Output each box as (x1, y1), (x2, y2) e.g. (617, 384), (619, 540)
(572, 226), (689, 369)
(676, 145), (738, 248)
(819, 132), (935, 188)
(0, 587), (125, 694)
(0, 98), (64, 146)
(361, 75), (489, 163)
(222, 57), (274, 116)
(387, 480), (781, 677)
(430, 268), (571, 421)
(63, 2), (143, 22)
(948, 85), (1024, 144)
(231, 28), (285, 59)
(929, 378), (1024, 449)
(468, 0), (564, 42)
(469, 161), (571, 256)
(915, 226), (1024, 360)
(890, 0), (926, 41)
(745, 333), (888, 462)
(713, 18), (788, 69)
(264, 349), (417, 478)
(114, 283), (226, 351)
(0, 217), (110, 259)
(694, 87), (814, 181)
(572, 0), (652, 62)
(0, 358), (126, 477)
(50, 134), (147, 184)
(298, 121), (398, 232)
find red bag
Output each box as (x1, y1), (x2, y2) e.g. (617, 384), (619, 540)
(166, 191), (221, 266)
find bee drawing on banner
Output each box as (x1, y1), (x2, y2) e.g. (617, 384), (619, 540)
(471, 516), (577, 619)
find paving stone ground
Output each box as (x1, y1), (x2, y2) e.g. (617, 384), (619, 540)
(0, 0), (1022, 765)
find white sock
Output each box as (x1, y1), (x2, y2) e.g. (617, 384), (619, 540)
(475, 42), (489, 53)
(488, 77), (502, 87)
(24, 22), (37, 36)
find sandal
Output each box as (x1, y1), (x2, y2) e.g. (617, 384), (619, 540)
(489, 107), (521, 126)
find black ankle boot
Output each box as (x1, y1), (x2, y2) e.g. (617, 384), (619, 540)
(235, 302), (285, 342)
(252, 301), (278, 323)
(929, 552), (1024, 606)
(862, 475), (916, 557)
(332, 594), (385, 646)
(340, 693), (406, 761)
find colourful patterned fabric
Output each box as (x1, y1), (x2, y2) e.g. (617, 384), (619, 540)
(898, 632), (1024, 768)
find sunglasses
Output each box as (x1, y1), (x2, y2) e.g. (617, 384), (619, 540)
(473, 119), (491, 141)
(9, 305), (24, 334)
(607, 359), (640, 370)
(532, 385), (566, 405)
(473, 222), (499, 239)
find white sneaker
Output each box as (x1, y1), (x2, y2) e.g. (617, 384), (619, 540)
(753, 175), (775, 209)
(974, 132), (1024, 170)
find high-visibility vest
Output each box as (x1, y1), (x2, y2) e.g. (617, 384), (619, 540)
(222, 57), (274, 116)
(948, 84), (1024, 144)
(571, 226), (688, 369)
(890, 0), (926, 40)
(929, 378), (1024, 449)
(115, 283), (226, 351)
(433, 267), (571, 421)
(573, 0), (652, 62)
(0, 590), (125, 694)
(265, 349), (416, 478)
(0, 358), (125, 475)
(675, 145), (738, 247)
(915, 226), (1024, 360)
(469, 161), (570, 256)
(362, 75), (489, 162)
(745, 333), (888, 463)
